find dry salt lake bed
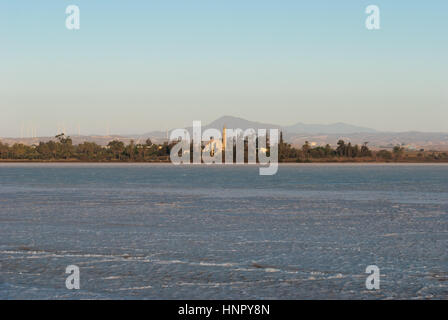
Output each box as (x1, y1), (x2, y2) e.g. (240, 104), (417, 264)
(0, 163), (447, 299)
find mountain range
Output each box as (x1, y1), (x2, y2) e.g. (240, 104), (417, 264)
(215, 116), (378, 134)
(140, 115), (378, 138)
(1, 116), (447, 150)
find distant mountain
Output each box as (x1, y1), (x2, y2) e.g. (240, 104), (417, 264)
(137, 115), (377, 137)
(200, 116), (377, 134)
(140, 116), (281, 138)
(206, 116), (281, 131)
(283, 122), (377, 134)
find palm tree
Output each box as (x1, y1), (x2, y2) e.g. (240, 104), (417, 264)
(336, 140), (346, 156)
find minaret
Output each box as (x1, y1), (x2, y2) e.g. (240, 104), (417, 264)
(222, 126), (226, 152)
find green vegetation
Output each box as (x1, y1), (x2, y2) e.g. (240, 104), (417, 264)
(0, 134), (447, 163)
(0, 135), (173, 162)
(278, 137), (448, 163)
(278, 137), (374, 162)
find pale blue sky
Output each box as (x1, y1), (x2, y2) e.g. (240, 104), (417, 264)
(0, 1), (447, 137)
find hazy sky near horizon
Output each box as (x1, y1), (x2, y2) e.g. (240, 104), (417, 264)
(1, 0), (447, 137)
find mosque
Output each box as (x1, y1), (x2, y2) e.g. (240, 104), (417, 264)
(203, 126), (268, 159)
(203, 126), (227, 157)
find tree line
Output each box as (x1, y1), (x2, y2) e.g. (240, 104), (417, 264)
(0, 134), (172, 161)
(0, 133), (447, 162)
(278, 134), (448, 162)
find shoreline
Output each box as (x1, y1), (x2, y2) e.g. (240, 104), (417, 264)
(1, 158), (448, 164)
(1, 160), (448, 166)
